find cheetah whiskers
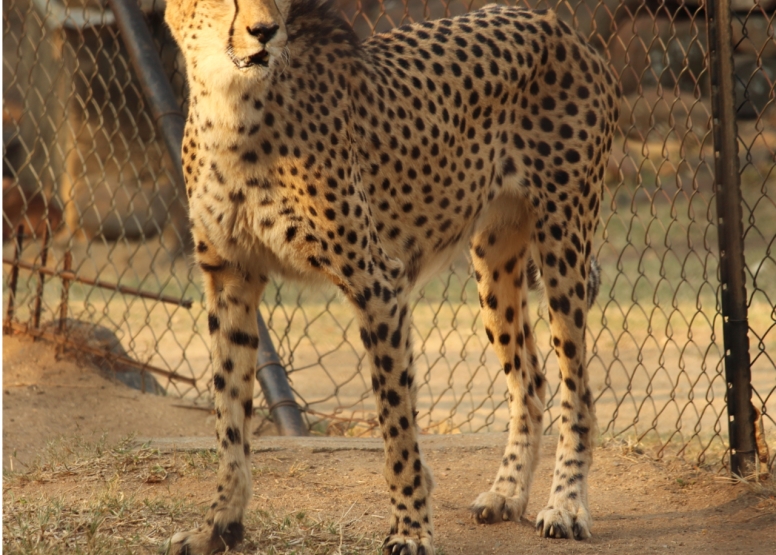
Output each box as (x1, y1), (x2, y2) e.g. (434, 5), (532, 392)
(277, 47), (291, 76)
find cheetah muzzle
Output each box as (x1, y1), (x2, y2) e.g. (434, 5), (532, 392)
(231, 49), (270, 69)
(163, 0), (620, 553)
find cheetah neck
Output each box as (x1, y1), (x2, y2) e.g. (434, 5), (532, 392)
(181, 1), (364, 207)
(187, 78), (275, 152)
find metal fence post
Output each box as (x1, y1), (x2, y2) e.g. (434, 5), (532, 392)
(255, 312), (308, 436)
(105, 0), (189, 253)
(107, 0), (306, 435)
(705, 0), (757, 477)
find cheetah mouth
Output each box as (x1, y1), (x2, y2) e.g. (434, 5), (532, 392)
(232, 49), (270, 69)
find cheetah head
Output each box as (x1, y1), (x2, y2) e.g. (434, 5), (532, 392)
(165, 0), (290, 90)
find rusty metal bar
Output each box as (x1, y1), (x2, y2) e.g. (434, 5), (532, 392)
(5, 226), (24, 328)
(32, 226), (50, 330)
(106, 0), (307, 435)
(706, 0), (757, 477)
(56, 250), (73, 357)
(1, 258), (193, 308)
(6, 320), (197, 386)
(58, 251), (72, 334)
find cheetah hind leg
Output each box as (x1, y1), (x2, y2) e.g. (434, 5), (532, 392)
(470, 328), (543, 526)
(533, 240), (596, 541)
(468, 222), (545, 525)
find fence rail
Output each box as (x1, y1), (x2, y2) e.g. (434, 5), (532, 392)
(3, 0), (775, 472)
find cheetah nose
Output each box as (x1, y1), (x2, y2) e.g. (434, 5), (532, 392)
(248, 23), (280, 45)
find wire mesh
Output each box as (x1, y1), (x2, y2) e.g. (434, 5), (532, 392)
(2, 0), (774, 470)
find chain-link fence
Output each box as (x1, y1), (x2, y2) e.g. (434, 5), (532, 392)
(3, 0), (774, 470)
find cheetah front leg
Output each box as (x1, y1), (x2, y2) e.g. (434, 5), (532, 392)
(468, 225), (545, 525)
(167, 245), (264, 555)
(354, 276), (435, 555)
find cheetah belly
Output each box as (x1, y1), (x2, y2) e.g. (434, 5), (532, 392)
(376, 172), (532, 290)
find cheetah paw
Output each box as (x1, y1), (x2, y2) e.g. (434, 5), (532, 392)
(470, 491), (527, 524)
(382, 534), (435, 555)
(535, 506), (591, 540)
(164, 522), (244, 554)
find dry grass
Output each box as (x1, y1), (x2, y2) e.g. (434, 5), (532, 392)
(3, 436), (382, 555)
(715, 469), (776, 496)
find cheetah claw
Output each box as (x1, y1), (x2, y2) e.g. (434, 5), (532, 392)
(164, 522), (244, 554)
(535, 507), (591, 540)
(382, 534), (435, 555)
(470, 491), (526, 524)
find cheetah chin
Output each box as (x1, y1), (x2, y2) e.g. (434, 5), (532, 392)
(163, 0), (620, 553)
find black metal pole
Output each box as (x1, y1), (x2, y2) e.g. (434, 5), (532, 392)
(104, 0), (185, 188)
(105, 0), (190, 254)
(706, 0), (757, 477)
(109, 0), (307, 435)
(255, 312), (308, 436)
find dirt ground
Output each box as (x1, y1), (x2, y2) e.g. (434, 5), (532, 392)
(3, 333), (213, 471)
(3, 333), (776, 554)
(145, 434), (776, 555)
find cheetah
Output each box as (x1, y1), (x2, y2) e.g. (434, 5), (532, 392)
(163, 1), (619, 553)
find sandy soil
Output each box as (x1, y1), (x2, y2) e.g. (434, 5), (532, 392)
(3, 333), (213, 471)
(3, 333), (775, 554)
(141, 434), (776, 555)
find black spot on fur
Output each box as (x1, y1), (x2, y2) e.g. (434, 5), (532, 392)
(563, 340), (577, 359)
(387, 390), (401, 406)
(208, 314), (220, 334)
(229, 331), (260, 349)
